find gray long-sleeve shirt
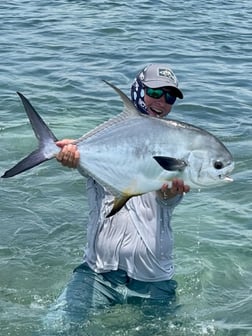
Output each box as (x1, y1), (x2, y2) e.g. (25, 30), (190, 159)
(83, 177), (182, 282)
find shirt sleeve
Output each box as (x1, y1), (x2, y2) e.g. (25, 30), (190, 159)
(156, 193), (183, 213)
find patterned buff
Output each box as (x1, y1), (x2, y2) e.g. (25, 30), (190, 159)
(130, 68), (148, 115)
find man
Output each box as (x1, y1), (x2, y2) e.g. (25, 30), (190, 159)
(46, 64), (190, 328)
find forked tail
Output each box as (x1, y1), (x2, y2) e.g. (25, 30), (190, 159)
(1, 93), (59, 178)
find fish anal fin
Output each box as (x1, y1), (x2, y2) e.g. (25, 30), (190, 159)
(153, 156), (187, 171)
(106, 196), (132, 218)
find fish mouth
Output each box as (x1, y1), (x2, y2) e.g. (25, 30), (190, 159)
(219, 175), (233, 182)
(191, 174), (234, 189)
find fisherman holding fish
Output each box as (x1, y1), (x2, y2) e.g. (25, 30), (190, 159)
(53, 64), (190, 324)
(2, 61), (233, 331)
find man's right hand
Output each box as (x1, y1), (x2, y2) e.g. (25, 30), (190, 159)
(56, 139), (80, 168)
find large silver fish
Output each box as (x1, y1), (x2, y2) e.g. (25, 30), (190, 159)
(2, 81), (234, 216)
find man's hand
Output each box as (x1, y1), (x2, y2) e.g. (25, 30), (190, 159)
(56, 139), (80, 168)
(158, 178), (190, 200)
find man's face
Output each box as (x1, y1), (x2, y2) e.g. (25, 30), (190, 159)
(144, 87), (176, 118)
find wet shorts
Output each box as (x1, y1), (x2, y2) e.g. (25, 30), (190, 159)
(43, 263), (177, 333)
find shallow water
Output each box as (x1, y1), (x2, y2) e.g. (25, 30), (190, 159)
(0, 1), (251, 335)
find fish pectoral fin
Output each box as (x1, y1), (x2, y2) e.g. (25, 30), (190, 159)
(153, 156), (187, 171)
(106, 196), (132, 218)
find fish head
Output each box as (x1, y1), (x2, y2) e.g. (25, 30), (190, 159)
(186, 144), (234, 188)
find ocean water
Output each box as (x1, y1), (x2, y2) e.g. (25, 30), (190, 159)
(0, 1), (251, 335)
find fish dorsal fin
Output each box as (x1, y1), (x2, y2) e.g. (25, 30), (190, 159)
(75, 81), (142, 144)
(103, 80), (140, 118)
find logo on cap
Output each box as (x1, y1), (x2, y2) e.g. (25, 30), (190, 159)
(158, 68), (177, 84)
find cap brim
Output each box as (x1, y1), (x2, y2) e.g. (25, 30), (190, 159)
(168, 86), (183, 99)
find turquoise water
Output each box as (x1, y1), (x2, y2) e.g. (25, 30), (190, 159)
(0, 1), (251, 335)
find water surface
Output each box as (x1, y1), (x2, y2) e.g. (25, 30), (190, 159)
(0, 1), (251, 335)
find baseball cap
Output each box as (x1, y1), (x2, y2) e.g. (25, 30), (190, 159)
(139, 64), (183, 99)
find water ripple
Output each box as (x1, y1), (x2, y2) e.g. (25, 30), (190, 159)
(1, 0), (251, 335)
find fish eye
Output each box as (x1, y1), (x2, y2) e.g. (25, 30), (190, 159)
(214, 161), (224, 170)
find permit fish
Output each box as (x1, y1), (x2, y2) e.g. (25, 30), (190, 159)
(1, 81), (234, 216)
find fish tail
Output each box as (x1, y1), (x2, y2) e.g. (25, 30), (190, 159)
(1, 92), (59, 178)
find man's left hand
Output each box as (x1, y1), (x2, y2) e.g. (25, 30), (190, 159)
(159, 178), (190, 200)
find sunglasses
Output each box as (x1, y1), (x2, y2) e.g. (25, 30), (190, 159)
(145, 87), (176, 105)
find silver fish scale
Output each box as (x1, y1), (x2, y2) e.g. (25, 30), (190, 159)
(77, 114), (233, 196)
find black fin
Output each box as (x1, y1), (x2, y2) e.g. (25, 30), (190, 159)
(17, 92), (58, 143)
(153, 156), (187, 171)
(1, 93), (58, 178)
(1, 149), (49, 178)
(106, 196), (132, 218)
